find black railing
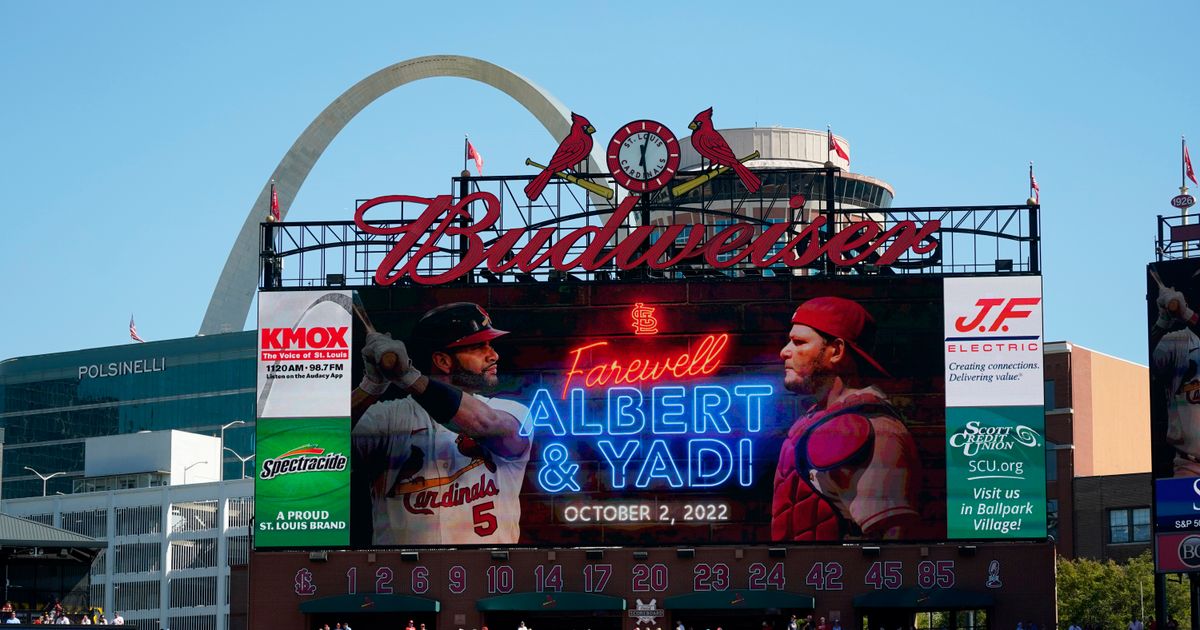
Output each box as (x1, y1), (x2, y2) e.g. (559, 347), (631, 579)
(259, 168), (1040, 289)
(1156, 210), (1200, 261)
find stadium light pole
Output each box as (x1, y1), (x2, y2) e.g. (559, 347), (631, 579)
(183, 461), (208, 484)
(219, 420), (246, 481)
(224, 447), (255, 480)
(24, 467), (65, 497)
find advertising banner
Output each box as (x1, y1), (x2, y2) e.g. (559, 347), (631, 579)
(1156, 532), (1200, 572)
(943, 276), (1046, 540)
(256, 290), (353, 419)
(255, 417), (351, 547)
(943, 276), (1044, 407)
(1147, 259), (1200, 570)
(1155, 478), (1200, 532)
(945, 406), (1047, 538)
(256, 275), (1045, 549)
(256, 290), (354, 547)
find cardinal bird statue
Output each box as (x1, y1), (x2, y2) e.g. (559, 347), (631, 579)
(524, 113), (596, 201)
(688, 107), (761, 194)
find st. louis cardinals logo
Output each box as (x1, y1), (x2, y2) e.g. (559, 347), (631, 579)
(293, 568), (316, 596)
(524, 107), (761, 200)
(525, 113), (599, 201)
(631, 302), (658, 335)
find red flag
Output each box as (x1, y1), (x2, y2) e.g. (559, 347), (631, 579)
(827, 127), (849, 162)
(1186, 142), (1198, 185)
(1030, 163), (1040, 204)
(130, 315), (145, 343)
(466, 140), (484, 176)
(270, 182), (280, 221)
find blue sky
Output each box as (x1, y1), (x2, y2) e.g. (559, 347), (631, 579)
(1, 1), (1196, 363)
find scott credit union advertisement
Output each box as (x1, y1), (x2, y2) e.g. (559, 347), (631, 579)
(256, 291), (353, 547)
(943, 276), (1047, 539)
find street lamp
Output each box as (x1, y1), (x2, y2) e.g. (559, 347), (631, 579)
(224, 447), (255, 480)
(219, 420), (246, 481)
(182, 461), (208, 484)
(24, 466), (65, 497)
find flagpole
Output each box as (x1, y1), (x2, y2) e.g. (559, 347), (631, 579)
(1029, 162), (1034, 200)
(464, 135), (469, 174)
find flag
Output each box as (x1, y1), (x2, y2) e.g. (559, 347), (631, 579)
(827, 127), (849, 162)
(1186, 141), (1198, 186)
(130, 315), (145, 343)
(466, 139), (484, 176)
(1029, 163), (1040, 204)
(270, 182), (280, 221)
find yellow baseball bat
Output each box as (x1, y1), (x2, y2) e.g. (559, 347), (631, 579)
(671, 151), (761, 197)
(524, 159), (615, 200)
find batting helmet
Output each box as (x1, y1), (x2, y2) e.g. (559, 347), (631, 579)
(409, 303), (508, 369)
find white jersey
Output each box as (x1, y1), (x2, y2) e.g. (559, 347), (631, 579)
(353, 394), (530, 545)
(1154, 329), (1200, 472)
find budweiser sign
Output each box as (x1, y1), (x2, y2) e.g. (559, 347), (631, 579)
(355, 192), (939, 286)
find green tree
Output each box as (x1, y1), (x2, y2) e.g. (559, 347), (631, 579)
(1057, 552), (1191, 629)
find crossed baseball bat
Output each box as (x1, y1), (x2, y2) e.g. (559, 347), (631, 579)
(524, 159), (615, 199)
(671, 151), (760, 197)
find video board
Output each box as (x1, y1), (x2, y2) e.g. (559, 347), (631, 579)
(1147, 259), (1200, 571)
(255, 275), (1045, 548)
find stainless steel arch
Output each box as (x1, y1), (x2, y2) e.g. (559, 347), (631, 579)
(199, 55), (605, 334)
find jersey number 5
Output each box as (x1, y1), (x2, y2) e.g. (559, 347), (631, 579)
(473, 501), (498, 536)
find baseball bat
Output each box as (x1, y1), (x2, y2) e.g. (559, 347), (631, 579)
(670, 151), (761, 197)
(524, 159), (615, 200)
(1149, 268), (1180, 315)
(351, 292), (398, 373)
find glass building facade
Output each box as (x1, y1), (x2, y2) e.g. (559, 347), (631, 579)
(0, 332), (255, 499)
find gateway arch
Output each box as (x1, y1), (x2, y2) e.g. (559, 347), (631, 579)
(199, 55), (605, 335)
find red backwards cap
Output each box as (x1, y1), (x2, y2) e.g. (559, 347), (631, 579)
(790, 297), (890, 377)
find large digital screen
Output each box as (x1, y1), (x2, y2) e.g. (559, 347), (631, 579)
(255, 275), (1046, 549)
(1147, 259), (1200, 571)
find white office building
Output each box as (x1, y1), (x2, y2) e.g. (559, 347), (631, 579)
(2, 431), (254, 630)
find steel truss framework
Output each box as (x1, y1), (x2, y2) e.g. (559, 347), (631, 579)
(259, 168), (1041, 289)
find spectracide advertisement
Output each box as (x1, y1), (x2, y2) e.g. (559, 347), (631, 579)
(943, 276), (1047, 539)
(255, 275), (1047, 549)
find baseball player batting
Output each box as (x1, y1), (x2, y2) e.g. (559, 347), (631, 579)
(351, 302), (530, 545)
(1150, 273), (1200, 477)
(771, 296), (922, 541)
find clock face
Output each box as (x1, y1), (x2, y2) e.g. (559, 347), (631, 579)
(606, 120), (681, 193)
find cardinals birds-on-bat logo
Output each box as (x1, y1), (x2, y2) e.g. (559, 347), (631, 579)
(688, 107), (761, 194)
(524, 113), (596, 201)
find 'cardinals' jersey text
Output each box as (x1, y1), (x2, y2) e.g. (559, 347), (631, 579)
(353, 395), (531, 544)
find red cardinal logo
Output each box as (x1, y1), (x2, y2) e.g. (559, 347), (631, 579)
(688, 107), (761, 194)
(524, 112), (596, 201)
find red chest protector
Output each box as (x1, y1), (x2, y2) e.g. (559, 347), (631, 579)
(770, 391), (897, 541)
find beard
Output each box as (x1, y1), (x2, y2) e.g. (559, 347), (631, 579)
(450, 367), (498, 392)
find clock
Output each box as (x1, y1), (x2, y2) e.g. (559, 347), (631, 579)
(606, 120), (681, 193)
